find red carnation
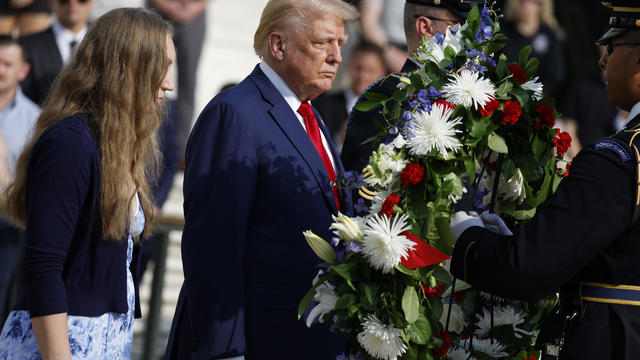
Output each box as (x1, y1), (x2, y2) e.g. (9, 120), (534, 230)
(501, 100), (522, 125)
(508, 64), (527, 84)
(432, 330), (452, 358)
(422, 283), (446, 298)
(554, 129), (572, 157)
(533, 119), (542, 130)
(536, 104), (555, 128)
(480, 96), (499, 118)
(380, 193), (400, 218)
(563, 162), (571, 177)
(523, 356), (536, 360)
(434, 99), (456, 111)
(399, 163), (425, 188)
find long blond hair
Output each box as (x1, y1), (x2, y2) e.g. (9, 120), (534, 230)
(504, 0), (564, 39)
(7, 8), (172, 240)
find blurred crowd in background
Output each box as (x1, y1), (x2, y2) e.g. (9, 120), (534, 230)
(0, 0), (621, 328)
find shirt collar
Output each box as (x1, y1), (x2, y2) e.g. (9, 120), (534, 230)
(259, 61), (302, 114)
(51, 20), (88, 64)
(627, 101), (640, 125)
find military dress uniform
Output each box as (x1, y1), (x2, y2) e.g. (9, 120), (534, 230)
(451, 3), (640, 358)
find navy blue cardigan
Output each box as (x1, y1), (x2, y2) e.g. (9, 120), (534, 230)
(14, 115), (143, 318)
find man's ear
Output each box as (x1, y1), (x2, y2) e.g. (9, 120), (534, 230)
(268, 32), (286, 62)
(18, 62), (30, 82)
(415, 16), (435, 39)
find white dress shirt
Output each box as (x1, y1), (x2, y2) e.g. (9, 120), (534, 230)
(259, 61), (336, 171)
(51, 20), (88, 64)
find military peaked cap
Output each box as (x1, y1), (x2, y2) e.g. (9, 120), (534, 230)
(405, 0), (487, 20)
(597, 0), (640, 44)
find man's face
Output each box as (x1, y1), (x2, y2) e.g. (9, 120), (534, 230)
(349, 51), (386, 96)
(0, 45), (29, 94)
(599, 37), (640, 111)
(279, 14), (346, 101)
(52, 0), (93, 30)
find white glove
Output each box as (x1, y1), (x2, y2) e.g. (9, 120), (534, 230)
(480, 212), (513, 236)
(450, 211), (484, 241)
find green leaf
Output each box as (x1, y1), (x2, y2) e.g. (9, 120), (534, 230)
(470, 117), (494, 138)
(501, 158), (516, 181)
(434, 216), (454, 254)
(402, 286), (420, 323)
(444, 46), (457, 60)
(495, 80), (514, 100)
(496, 53), (508, 79)
(488, 132), (508, 154)
(407, 314), (432, 345)
(525, 57), (540, 77)
(518, 45), (532, 66)
(512, 88), (530, 105)
(363, 91), (389, 102)
(332, 262), (359, 290)
(335, 293), (357, 310)
(514, 207), (537, 221)
(297, 273), (332, 319)
(485, 42), (505, 56)
(354, 100), (383, 112)
(401, 345), (418, 360)
(395, 264), (423, 280)
(493, 33), (507, 41)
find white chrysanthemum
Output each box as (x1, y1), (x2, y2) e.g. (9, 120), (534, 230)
(522, 76), (544, 100)
(366, 135), (408, 187)
(460, 338), (509, 358)
(357, 314), (407, 360)
(306, 271), (338, 327)
(407, 103), (463, 159)
(439, 303), (466, 334)
(441, 69), (496, 109)
(447, 347), (476, 360)
(477, 168), (526, 206)
(475, 305), (525, 337)
(362, 214), (413, 274)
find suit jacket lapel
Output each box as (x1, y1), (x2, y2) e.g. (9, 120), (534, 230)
(45, 28), (63, 74)
(249, 66), (338, 214)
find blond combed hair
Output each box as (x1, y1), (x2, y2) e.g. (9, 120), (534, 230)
(6, 8), (172, 240)
(504, 0), (564, 39)
(253, 0), (359, 59)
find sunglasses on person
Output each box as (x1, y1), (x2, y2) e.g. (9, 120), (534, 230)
(413, 15), (459, 26)
(58, 0), (90, 4)
(606, 42), (640, 56)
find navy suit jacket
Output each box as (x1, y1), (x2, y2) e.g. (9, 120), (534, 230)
(19, 27), (63, 105)
(166, 65), (352, 360)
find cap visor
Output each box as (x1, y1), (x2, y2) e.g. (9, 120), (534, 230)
(596, 28), (628, 45)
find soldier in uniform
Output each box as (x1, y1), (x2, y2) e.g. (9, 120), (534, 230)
(340, 0), (487, 172)
(450, 1), (640, 358)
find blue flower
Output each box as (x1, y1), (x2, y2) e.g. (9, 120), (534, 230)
(336, 249), (345, 263)
(435, 32), (445, 45)
(354, 198), (369, 214)
(336, 353), (348, 360)
(428, 86), (442, 97)
(347, 241), (363, 253)
(389, 126), (399, 135)
(480, 5), (492, 24)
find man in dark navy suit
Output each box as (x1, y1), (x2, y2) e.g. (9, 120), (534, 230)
(19, 0), (93, 105)
(165, 0), (358, 359)
(341, 0), (484, 172)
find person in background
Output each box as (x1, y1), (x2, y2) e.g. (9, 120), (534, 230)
(501, 0), (565, 97)
(341, 0), (483, 173)
(0, 0), (51, 37)
(165, 0), (357, 358)
(0, 36), (40, 326)
(450, 2), (640, 358)
(359, 0), (407, 72)
(148, 0), (213, 160)
(19, 0), (93, 105)
(313, 41), (387, 153)
(0, 8), (174, 359)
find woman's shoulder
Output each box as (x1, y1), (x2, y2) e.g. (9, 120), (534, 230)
(37, 114), (97, 150)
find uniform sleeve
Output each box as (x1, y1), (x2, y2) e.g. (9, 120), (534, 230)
(451, 146), (634, 299)
(24, 126), (93, 317)
(181, 101), (257, 358)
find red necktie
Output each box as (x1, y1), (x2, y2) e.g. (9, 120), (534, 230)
(297, 101), (341, 211)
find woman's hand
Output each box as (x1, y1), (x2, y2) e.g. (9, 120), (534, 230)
(31, 313), (72, 360)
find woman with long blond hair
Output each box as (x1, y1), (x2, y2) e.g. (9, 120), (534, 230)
(502, 0), (566, 97)
(0, 7), (174, 359)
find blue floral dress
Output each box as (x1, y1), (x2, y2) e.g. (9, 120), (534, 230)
(0, 195), (145, 360)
